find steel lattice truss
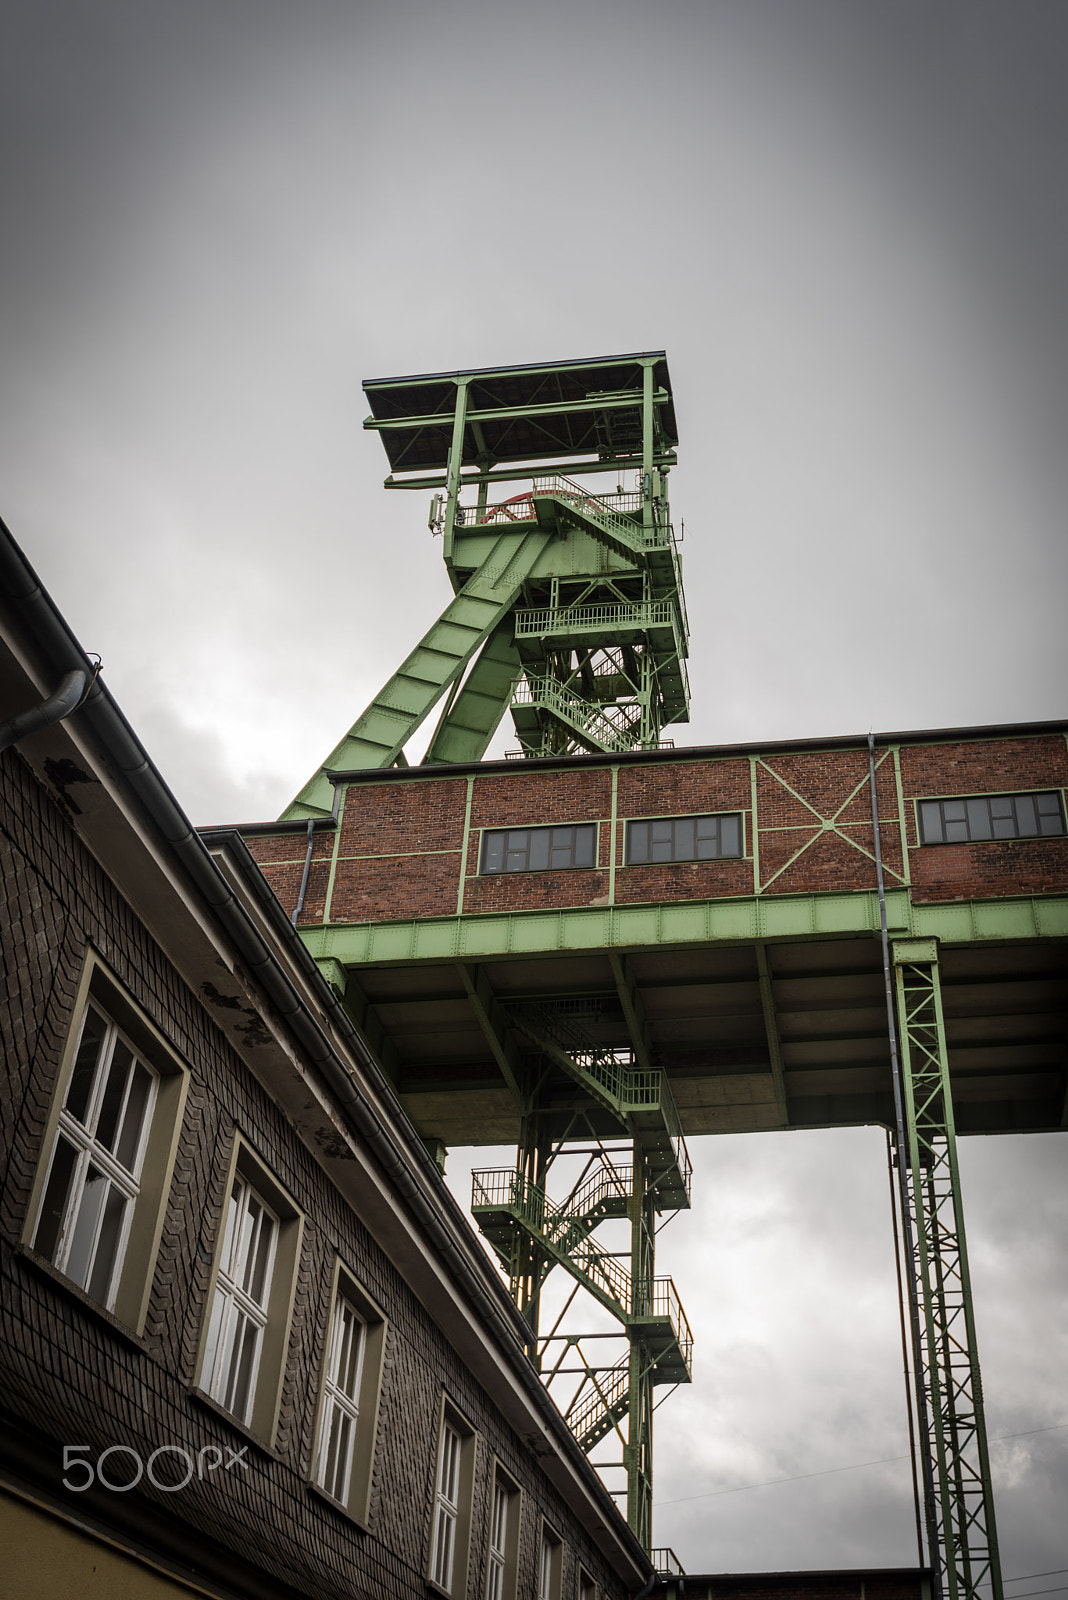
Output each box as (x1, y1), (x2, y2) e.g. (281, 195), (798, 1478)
(469, 1001), (693, 1551)
(895, 945), (1004, 1600)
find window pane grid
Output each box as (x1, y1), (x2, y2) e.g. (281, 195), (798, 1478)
(627, 812), (743, 864)
(205, 1175), (278, 1425)
(486, 1478), (509, 1600)
(315, 1291), (365, 1504)
(432, 1421), (462, 1590)
(918, 790), (1066, 845)
(481, 824), (596, 874)
(33, 1005), (157, 1310)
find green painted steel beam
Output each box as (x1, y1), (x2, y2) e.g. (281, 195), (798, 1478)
(365, 392), (672, 433)
(456, 964), (526, 1109)
(383, 454), (678, 491)
(282, 526), (550, 816)
(422, 617), (522, 766)
(609, 953), (652, 1075)
(364, 350), (667, 394)
(755, 944), (790, 1126)
(298, 893), (1068, 967)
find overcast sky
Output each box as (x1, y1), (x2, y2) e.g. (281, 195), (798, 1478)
(2, 0), (1065, 1582)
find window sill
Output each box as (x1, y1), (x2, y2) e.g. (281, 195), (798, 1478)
(307, 1479), (371, 1533)
(186, 1386), (282, 1462)
(480, 865), (600, 877)
(13, 1244), (151, 1355)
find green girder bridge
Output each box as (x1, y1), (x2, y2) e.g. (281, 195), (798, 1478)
(271, 352), (1068, 1597)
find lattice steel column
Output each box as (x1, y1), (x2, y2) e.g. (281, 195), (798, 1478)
(625, 1147), (655, 1550)
(892, 938), (1003, 1600)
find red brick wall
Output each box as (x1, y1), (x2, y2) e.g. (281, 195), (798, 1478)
(329, 853), (461, 922)
(900, 734), (1068, 809)
(239, 733), (1068, 925)
(470, 766), (612, 828)
(901, 736), (1068, 901)
(339, 778), (468, 855)
(617, 758), (750, 819)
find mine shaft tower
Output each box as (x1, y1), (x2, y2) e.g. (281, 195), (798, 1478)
(286, 352), (688, 817)
(254, 352), (1068, 1598)
(286, 352), (694, 1551)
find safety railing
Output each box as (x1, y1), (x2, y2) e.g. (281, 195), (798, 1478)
(645, 1076), (692, 1204)
(567, 1160), (633, 1222)
(509, 1003), (635, 1102)
(512, 675), (639, 755)
(471, 1162), (629, 1246)
(530, 472), (669, 550)
(566, 1355), (630, 1442)
(459, 492), (537, 527)
(471, 1170), (692, 1368)
(509, 1002), (689, 1148)
(471, 1166), (632, 1307)
(513, 600), (681, 640)
(641, 1277), (694, 1372)
(652, 1550), (686, 1579)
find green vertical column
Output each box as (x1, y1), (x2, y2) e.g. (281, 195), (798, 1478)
(892, 939), (1003, 1600)
(511, 1099), (549, 1366)
(442, 379), (469, 563)
(626, 1143), (654, 1550)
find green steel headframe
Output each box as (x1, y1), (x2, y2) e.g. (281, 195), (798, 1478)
(285, 350), (1026, 1583)
(283, 352), (689, 818)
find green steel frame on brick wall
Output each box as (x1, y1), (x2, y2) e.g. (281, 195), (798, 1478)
(269, 351), (1067, 1596)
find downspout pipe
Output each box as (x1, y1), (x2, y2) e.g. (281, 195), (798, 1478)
(0, 521), (654, 1589)
(292, 818), (315, 926)
(0, 666), (88, 753)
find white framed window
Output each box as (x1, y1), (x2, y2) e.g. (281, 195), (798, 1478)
(538, 1523), (563, 1600)
(32, 1000), (158, 1308)
(433, 1419), (462, 1590)
(485, 1463), (520, 1600)
(316, 1290), (365, 1503)
(311, 1266), (387, 1523)
(429, 1399), (476, 1596)
(26, 957), (189, 1332)
(201, 1173), (279, 1426)
(578, 1569), (597, 1600)
(197, 1137), (303, 1446)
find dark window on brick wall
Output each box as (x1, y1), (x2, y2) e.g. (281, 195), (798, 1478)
(626, 813), (743, 865)
(481, 824), (596, 874)
(918, 791), (1066, 845)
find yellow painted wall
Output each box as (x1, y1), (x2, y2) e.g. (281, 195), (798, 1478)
(0, 1490), (214, 1600)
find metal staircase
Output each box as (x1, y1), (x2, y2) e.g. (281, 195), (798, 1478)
(507, 1003), (692, 1211)
(469, 995), (693, 1549)
(471, 1158), (693, 1449)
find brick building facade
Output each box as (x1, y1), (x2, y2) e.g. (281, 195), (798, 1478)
(245, 734), (1068, 931)
(0, 522), (649, 1599)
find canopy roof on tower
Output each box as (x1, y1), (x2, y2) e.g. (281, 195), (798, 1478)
(363, 350), (678, 476)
